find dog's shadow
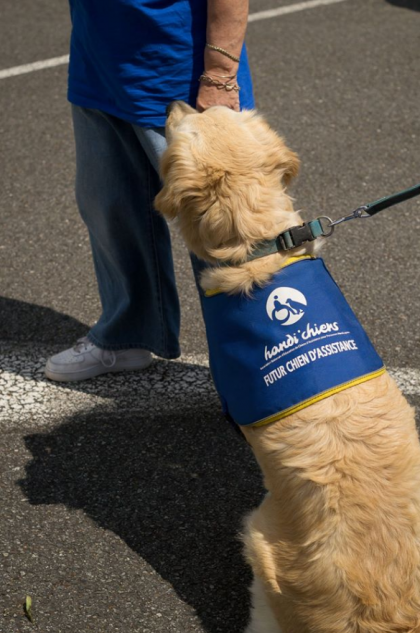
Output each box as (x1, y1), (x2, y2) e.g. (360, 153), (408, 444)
(5, 295), (264, 629)
(18, 405), (264, 632)
(385, 0), (420, 10)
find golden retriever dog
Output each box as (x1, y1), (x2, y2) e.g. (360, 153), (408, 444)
(155, 101), (420, 633)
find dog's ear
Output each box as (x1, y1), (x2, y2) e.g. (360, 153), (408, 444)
(240, 111), (300, 187)
(154, 177), (206, 221)
(154, 144), (207, 219)
(154, 185), (179, 220)
(154, 149), (179, 219)
(278, 144), (300, 187)
(264, 128), (300, 187)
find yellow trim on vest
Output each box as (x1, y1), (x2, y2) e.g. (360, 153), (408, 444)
(280, 254), (314, 269)
(204, 255), (314, 298)
(250, 366), (387, 428)
(204, 288), (224, 298)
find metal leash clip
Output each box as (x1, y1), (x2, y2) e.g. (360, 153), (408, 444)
(326, 205), (371, 235)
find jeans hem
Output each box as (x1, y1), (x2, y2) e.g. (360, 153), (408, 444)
(87, 331), (181, 359)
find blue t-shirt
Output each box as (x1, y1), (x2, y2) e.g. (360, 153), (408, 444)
(202, 257), (385, 427)
(68, 0), (255, 127)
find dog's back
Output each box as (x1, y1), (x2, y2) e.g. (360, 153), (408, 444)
(243, 372), (420, 633)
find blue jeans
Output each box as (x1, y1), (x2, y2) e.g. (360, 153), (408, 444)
(72, 105), (182, 357)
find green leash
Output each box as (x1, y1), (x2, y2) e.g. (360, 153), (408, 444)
(329, 181), (420, 225)
(244, 181), (420, 261)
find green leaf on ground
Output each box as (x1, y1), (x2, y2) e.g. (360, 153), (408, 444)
(24, 595), (33, 623)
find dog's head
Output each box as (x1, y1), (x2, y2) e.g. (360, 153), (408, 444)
(154, 102), (300, 263)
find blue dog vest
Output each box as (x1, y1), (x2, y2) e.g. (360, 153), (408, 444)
(202, 257), (385, 427)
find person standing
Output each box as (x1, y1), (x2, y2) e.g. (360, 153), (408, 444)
(45, 0), (254, 382)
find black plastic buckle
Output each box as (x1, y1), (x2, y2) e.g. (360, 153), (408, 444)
(289, 223), (316, 246)
(276, 223), (315, 252)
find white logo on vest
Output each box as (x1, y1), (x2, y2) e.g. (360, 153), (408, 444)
(266, 287), (307, 325)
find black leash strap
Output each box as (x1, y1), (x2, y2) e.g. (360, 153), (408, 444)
(328, 181), (420, 229)
(364, 182), (420, 216)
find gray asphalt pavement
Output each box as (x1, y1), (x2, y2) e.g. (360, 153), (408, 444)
(1, 0), (420, 631)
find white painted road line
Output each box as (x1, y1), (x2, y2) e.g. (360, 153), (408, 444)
(0, 345), (419, 427)
(0, 0), (349, 80)
(0, 54), (70, 80)
(248, 0), (347, 22)
(0, 350), (214, 427)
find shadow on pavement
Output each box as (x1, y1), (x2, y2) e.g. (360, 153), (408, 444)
(19, 408), (263, 633)
(385, 0), (420, 10)
(0, 296), (88, 344)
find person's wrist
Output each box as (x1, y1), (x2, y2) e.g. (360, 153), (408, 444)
(196, 80), (240, 113)
(204, 48), (239, 76)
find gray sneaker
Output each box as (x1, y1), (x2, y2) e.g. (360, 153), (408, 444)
(45, 337), (153, 382)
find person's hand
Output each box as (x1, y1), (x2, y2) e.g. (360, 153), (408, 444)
(197, 46), (240, 112)
(196, 81), (240, 112)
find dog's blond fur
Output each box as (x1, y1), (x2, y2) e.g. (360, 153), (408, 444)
(155, 102), (420, 633)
